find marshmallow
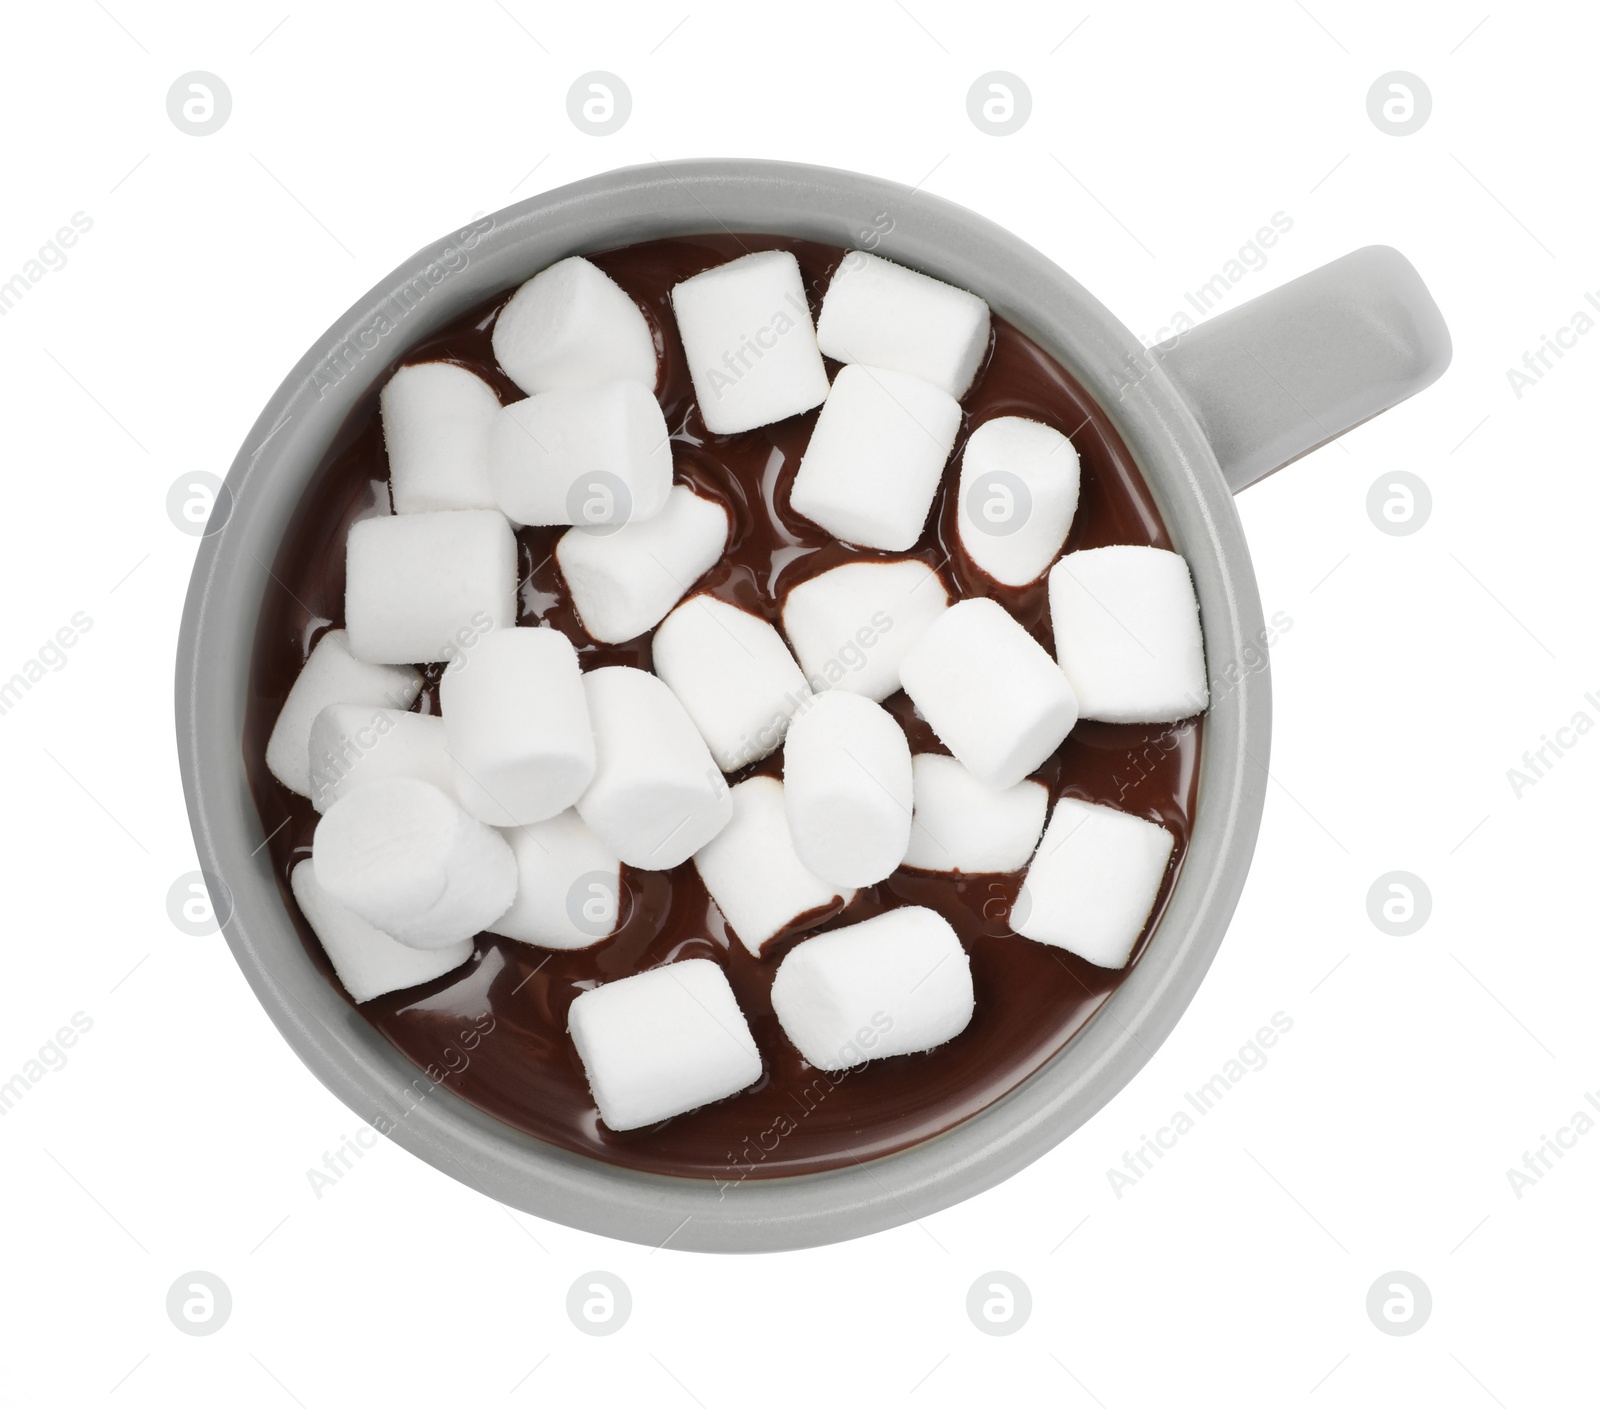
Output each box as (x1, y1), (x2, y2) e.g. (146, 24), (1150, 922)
(308, 704), (456, 814)
(291, 861), (473, 1003)
(576, 666), (732, 869)
(568, 958), (761, 1131)
(487, 380), (672, 529)
(380, 362), (501, 514)
(770, 907), (974, 1070)
(788, 364), (961, 552)
(783, 691), (912, 887)
(556, 485), (729, 644)
(265, 630), (421, 798)
(815, 251), (991, 399)
(1014, 798), (1175, 969)
(1048, 546), (1208, 723)
(345, 508), (516, 665)
(670, 250), (830, 434)
(439, 627), (595, 826)
(780, 558), (950, 702)
(902, 754), (1048, 873)
(693, 777), (854, 957)
(898, 597), (1078, 789)
(652, 595), (810, 771)
(491, 256), (658, 397)
(956, 417), (1080, 586)
(312, 777), (517, 950)
(489, 810), (622, 950)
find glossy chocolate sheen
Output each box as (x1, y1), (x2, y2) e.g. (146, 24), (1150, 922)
(243, 235), (1202, 1181)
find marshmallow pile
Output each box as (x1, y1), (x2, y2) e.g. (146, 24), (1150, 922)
(265, 245), (1210, 1135)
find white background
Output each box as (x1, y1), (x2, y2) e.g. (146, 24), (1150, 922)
(1, 0), (1594, 1403)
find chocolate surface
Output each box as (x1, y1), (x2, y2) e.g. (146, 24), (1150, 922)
(243, 235), (1202, 1181)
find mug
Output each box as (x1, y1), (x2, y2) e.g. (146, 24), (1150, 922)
(176, 159), (1450, 1251)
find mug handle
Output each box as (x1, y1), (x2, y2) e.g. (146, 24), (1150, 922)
(1153, 245), (1452, 495)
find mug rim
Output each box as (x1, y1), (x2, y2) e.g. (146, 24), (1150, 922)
(175, 157), (1270, 1252)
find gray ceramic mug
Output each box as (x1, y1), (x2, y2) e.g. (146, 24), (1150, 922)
(176, 159), (1450, 1252)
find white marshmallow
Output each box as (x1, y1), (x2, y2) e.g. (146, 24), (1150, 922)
(693, 777), (854, 957)
(788, 364), (961, 552)
(956, 416), (1080, 586)
(489, 810), (622, 950)
(265, 630), (421, 798)
(440, 627), (595, 826)
(770, 906), (973, 1071)
(902, 754), (1048, 873)
(567, 958), (761, 1131)
(1014, 797), (1175, 969)
(898, 597), (1078, 789)
(779, 558), (950, 702)
(1048, 546), (1208, 723)
(652, 595), (810, 771)
(491, 256), (658, 397)
(291, 860), (473, 1004)
(670, 250), (830, 434)
(380, 362), (501, 514)
(312, 777), (517, 950)
(783, 692), (912, 888)
(308, 704), (456, 814)
(345, 508), (516, 665)
(487, 380), (672, 529)
(556, 485), (729, 644)
(576, 666), (732, 869)
(815, 250), (991, 399)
